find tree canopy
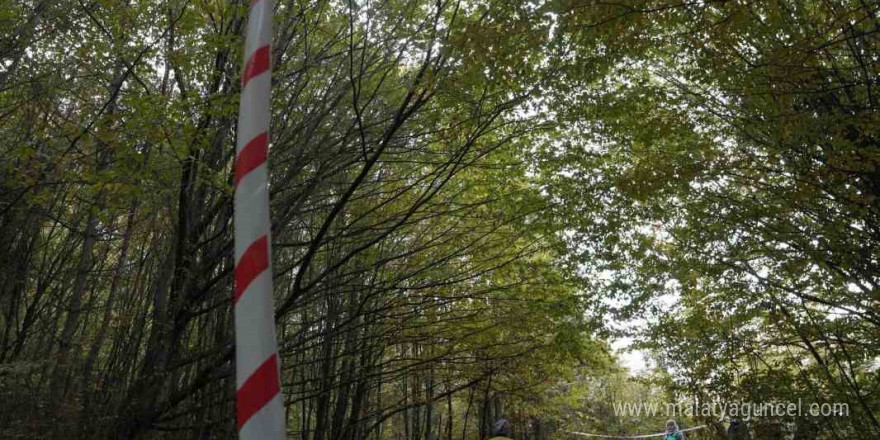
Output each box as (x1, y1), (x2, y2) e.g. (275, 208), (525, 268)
(1, 0), (877, 439)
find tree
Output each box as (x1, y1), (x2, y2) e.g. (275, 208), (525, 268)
(538, 0), (880, 437)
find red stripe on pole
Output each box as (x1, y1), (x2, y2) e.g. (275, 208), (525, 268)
(234, 132), (269, 188)
(250, 0), (262, 7)
(236, 353), (281, 430)
(242, 45), (270, 89)
(234, 235), (269, 303)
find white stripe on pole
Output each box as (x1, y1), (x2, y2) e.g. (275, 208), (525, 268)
(234, 0), (284, 438)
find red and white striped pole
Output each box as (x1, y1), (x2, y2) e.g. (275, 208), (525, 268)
(233, 0), (284, 438)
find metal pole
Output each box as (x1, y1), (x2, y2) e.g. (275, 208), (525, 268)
(234, 0), (284, 437)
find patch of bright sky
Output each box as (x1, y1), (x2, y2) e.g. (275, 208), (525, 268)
(612, 336), (651, 373)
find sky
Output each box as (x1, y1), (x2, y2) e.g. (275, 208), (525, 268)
(612, 336), (650, 374)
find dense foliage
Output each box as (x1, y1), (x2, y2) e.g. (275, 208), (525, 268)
(1, 0), (877, 439)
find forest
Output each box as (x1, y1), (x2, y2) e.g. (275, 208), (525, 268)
(0, 0), (878, 439)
